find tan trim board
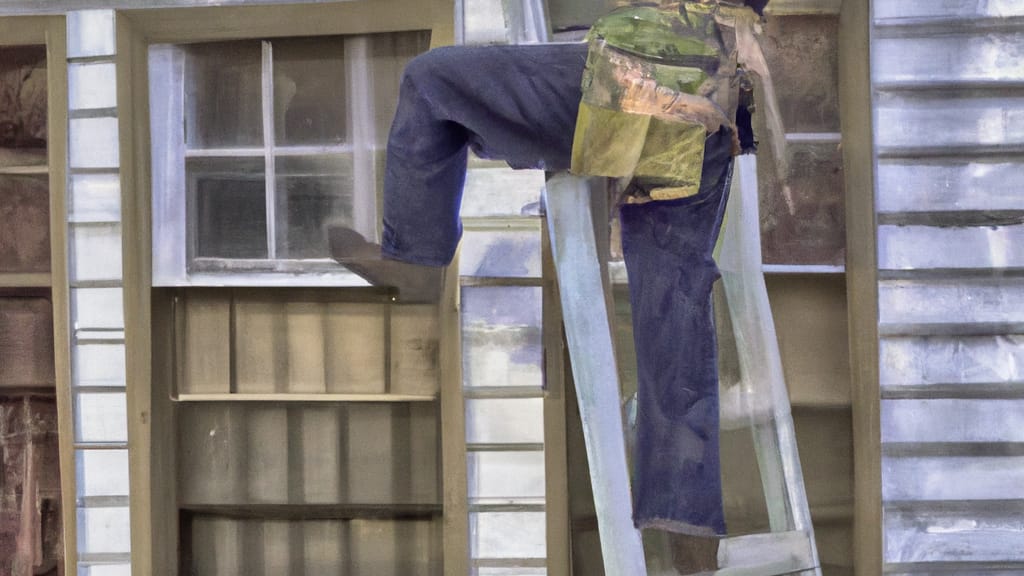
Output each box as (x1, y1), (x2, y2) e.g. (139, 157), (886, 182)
(768, 0), (843, 15)
(40, 15), (77, 576)
(0, 15), (53, 44)
(0, 273), (53, 288)
(439, 255), (468, 576)
(839, 0), (882, 573)
(123, 0), (448, 44)
(116, 14), (162, 576)
(542, 220), (572, 576)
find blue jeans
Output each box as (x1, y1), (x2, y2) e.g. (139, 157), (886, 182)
(383, 43), (731, 536)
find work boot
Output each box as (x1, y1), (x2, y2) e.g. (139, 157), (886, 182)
(670, 533), (720, 574)
(328, 226), (443, 303)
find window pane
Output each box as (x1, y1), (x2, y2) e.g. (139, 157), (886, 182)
(0, 296), (54, 387)
(461, 287), (543, 388)
(274, 155), (354, 259)
(189, 157), (267, 259)
(366, 31), (432, 140)
(184, 41), (263, 149)
(0, 176), (49, 273)
(0, 46), (47, 154)
(273, 37), (347, 146)
(759, 141), (845, 266)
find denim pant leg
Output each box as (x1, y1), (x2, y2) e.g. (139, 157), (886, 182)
(621, 128), (735, 537)
(382, 43), (588, 266)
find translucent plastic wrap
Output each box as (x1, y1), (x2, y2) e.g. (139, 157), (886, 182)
(718, 156), (818, 547)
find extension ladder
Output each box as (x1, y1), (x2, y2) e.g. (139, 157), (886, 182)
(543, 155), (822, 575)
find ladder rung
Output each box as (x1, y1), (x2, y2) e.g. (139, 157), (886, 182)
(469, 502), (545, 513)
(471, 558), (546, 568)
(716, 530), (817, 575)
(463, 386), (545, 399)
(466, 442), (544, 452)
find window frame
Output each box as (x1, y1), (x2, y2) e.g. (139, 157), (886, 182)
(137, 0), (450, 286)
(151, 32), (424, 284)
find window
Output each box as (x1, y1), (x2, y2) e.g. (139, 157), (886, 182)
(150, 31), (430, 285)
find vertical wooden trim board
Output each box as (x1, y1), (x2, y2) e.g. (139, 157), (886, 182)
(117, 12), (161, 576)
(439, 255), (468, 575)
(838, 0), (882, 573)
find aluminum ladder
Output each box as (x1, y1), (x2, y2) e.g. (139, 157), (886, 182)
(543, 155), (821, 575)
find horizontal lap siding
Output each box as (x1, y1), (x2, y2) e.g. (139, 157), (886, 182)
(873, 1), (1024, 572)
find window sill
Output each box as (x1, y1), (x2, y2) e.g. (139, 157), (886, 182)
(154, 268), (372, 287)
(173, 392), (437, 403)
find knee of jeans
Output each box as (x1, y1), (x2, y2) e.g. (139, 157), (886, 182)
(402, 46), (458, 87)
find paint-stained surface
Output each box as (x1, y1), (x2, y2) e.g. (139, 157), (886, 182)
(0, 396), (62, 576)
(758, 141), (845, 265)
(756, 15), (844, 266)
(1, 45), (49, 275)
(0, 297), (55, 389)
(0, 177), (50, 274)
(0, 46), (47, 151)
(0, 44), (61, 576)
(758, 16), (840, 133)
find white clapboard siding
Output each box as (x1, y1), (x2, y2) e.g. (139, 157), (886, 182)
(880, 335), (1024, 388)
(879, 279), (1024, 329)
(876, 160), (1024, 214)
(873, 2), (1024, 572)
(884, 505), (1024, 564)
(878, 225), (1024, 271)
(882, 399), (1024, 444)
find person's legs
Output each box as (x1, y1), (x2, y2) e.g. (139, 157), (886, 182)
(381, 43), (588, 266)
(331, 43), (586, 299)
(621, 127), (735, 539)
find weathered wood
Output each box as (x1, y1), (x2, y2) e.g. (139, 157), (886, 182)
(0, 296), (55, 387)
(0, 176), (50, 274)
(390, 304), (441, 396)
(181, 291), (230, 394)
(233, 298), (286, 394)
(324, 302), (387, 394)
(284, 301), (327, 393)
(541, 224), (571, 576)
(839, 0), (883, 573)
(439, 255), (468, 576)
